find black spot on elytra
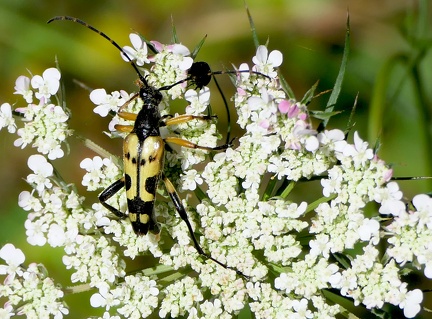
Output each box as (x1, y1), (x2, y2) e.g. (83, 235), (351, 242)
(125, 174), (132, 191)
(149, 154), (157, 162)
(125, 152), (131, 160)
(145, 176), (158, 194)
(140, 158), (146, 166)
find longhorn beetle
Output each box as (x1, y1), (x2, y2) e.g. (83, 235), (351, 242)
(48, 16), (247, 276)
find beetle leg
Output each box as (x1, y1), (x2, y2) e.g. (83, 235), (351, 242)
(99, 178), (127, 218)
(162, 114), (216, 126)
(162, 174), (246, 277)
(164, 136), (234, 151)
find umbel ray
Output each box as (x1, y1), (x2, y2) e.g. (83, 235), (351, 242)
(48, 16), (252, 276)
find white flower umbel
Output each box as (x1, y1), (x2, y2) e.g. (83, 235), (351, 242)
(1, 36), (430, 319)
(0, 244), (68, 318)
(9, 67), (72, 160)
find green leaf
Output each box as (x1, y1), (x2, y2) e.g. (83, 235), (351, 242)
(244, 1), (260, 48)
(344, 93), (358, 133)
(309, 110), (342, 121)
(190, 35), (208, 60)
(278, 71), (296, 100)
(300, 80), (319, 105)
(170, 16), (179, 44)
(322, 13), (350, 128)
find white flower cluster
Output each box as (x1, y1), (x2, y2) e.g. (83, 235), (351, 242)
(90, 274), (159, 318)
(386, 193), (432, 277)
(0, 30), (430, 319)
(122, 34), (193, 100)
(196, 45), (427, 317)
(0, 68), (72, 160)
(16, 155), (127, 290)
(0, 244), (68, 318)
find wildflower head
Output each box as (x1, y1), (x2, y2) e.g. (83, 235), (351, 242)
(0, 23), (429, 319)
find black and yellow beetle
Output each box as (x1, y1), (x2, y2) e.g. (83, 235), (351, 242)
(48, 16), (244, 275)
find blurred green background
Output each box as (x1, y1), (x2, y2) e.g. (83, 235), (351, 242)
(0, 0), (431, 317)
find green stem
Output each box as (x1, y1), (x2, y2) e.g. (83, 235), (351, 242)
(262, 175), (279, 201)
(306, 194), (337, 213)
(279, 180), (296, 199)
(63, 283), (94, 294)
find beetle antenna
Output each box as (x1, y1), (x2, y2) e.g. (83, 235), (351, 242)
(48, 16), (149, 87)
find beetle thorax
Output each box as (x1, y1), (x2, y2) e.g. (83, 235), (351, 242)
(139, 85), (163, 107)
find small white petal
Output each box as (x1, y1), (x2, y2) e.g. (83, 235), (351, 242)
(129, 33), (144, 50)
(253, 45), (268, 64)
(90, 89), (108, 104)
(305, 136), (319, 151)
(171, 43), (190, 56)
(0, 243), (25, 266)
(43, 67), (61, 81)
(268, 50), (283, 67)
